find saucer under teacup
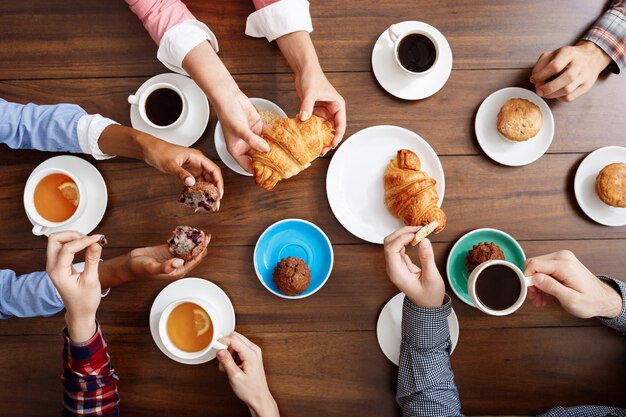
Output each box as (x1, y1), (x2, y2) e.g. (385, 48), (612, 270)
(149, 278), (235, 365)
(129, 73), (209, 147)
(215, 97), (288, 176)
(377, 292), (459, 366)
(372, 21), (453, 100)
(446, 228), (526, 306)
(475, 87), (554, 166)
(24, 155), (107, 236)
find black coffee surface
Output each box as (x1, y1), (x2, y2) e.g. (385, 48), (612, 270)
(475, 265), (521, 311)
(145, 88), (183, 126)
(397, 34), (437, 73)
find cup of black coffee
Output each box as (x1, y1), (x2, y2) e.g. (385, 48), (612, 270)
(387, 24), (439, 76)
(128, 82), (187, 129)
(467, 260), (534, 316)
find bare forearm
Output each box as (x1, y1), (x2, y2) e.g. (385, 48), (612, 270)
(98, 254), (134, 290)
(275, 31), (322, 77)
(97, 124), (151, 161)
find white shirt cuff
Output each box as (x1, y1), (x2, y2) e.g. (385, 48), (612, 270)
(157, 20), (219, 76)
(245, 0), (313, 42)
(76, 114), (117, 160)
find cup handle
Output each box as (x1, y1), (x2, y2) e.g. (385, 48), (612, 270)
(32, 224), (47, 236)
(128, 94), (139, 105)
(524, 276), (535, 287)
(388, 24), (401, 42)
(213, 337), (228, 351)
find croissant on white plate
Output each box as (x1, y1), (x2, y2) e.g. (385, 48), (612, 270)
(252, 115), (334, 190)
(383, 149), (446, 233)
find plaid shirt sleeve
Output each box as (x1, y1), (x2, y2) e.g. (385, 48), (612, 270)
(397, 295), (464, 417)
(596, 276), (626, 335)
(62, 322), (120, 417)
(581, 0), (626, 74)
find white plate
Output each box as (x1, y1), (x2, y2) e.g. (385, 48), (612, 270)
(149, 278), (236, 365)
(25, 156), (107, 236)
(130, 73), (209, 147)
(326, 125), (445, 244)
(214, 98), (288, 176)
(372, 21), (453, 100)
(377, 292), (459, 366)
(475, 87), (555, 166)
(574, 146), (626, 226)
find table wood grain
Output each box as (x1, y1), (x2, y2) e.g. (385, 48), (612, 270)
(0, 1), (624, 416)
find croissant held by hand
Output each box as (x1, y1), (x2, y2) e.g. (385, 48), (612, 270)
(252, 115), (334, 190)
(384, 149), (446, 233)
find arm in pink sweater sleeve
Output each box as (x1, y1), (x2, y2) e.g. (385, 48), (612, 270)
(126, 0), (196, 45)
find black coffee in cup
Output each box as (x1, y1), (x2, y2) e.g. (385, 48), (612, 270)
(145, 88), (183, 127)
(475, 264), (521, 310)
(397, 33), (437, 73)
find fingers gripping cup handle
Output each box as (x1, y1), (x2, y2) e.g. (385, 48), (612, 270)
(524, 275), (535, 287)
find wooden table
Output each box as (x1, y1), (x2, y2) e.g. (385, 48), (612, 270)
(1, 1), (625, 416)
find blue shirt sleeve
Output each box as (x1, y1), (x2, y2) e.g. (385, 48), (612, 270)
(0, 269), (65, 319)
(0, 98), (85, 153)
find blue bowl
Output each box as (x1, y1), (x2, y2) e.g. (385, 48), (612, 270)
(254, 219), (334, 299)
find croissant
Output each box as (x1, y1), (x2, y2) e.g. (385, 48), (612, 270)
(252, 115), (334, 190)
(384, 149), (446, 233)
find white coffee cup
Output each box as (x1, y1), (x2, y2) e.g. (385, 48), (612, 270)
(23, 167), (86, 236)
(467, 260), (534, 316)
(158, 297), (228, 361)
(387, 24), (439, 76)
(128, 82), (187, 129)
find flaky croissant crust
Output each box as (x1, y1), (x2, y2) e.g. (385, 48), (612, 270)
(384, 149), (446, 233)
(252, 115), (334, 190)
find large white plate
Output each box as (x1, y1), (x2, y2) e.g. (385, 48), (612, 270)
(377, 292), (459, 366)
(326, 125), (444, 244)
(475, 87), (554, 166)
(574, 146), (626, 227)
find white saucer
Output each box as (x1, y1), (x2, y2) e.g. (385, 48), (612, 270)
(475, 87), (555, 166)
(149, 278), (236, 365)
(214, 98), (288, 176)
(326, 125), (445, 244)
(377, 292), (459, 366)
(372, 21), (453, 100)
(130, 73), (209, 147)
(574, 146), (626, 226)
(25, 156), (107, 236)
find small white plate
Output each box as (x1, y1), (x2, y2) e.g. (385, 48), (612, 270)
(326, 125), (445, 244)
(25, 156), (107, 236)
(377, 292), (459, 366)
(214, 98), (288, 176)
(574, 146), (626, 227)
(130, 73), (209, 147)
(372, 21), (453, 100)
(475, 87), (555, 166)
(149, 278), (236, 365)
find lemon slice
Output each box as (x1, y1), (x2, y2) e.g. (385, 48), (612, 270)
(193, 308), (210, 337)
(58, 182), (80, 207)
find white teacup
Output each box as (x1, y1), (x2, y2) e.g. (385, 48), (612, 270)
(158, 297), (228, 361)
(23, 167), (86, 236)
(467, 260), (534, 316)
(387, 24), (439, 76)
(128, 82), (187, 129)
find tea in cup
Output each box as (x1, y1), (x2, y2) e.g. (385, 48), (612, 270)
(23, 167), (86, 236)
(128, 82), (187, 129)
(158, 297), (227, 360)
(467, 260), (534, 316)
(387, 24), (439, 75)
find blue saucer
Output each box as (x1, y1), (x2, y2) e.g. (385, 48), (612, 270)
(254, 219), (334, 299)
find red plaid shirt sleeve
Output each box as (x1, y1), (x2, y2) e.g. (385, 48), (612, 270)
(62, 323), (120, 417)
(581, 0), (626, 74)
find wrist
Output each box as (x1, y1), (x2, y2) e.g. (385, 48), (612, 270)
(276, 31), (321, 78)
(577, 40), (612, 71)
(99, 255), (135, 290)
(248, 391), (279, 417)
(599, 282), (623, 319)
(65, 312), (97, 343)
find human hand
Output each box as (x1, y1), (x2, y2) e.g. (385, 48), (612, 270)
(216, 89), (270, 173)
(525, 250), (623, 319)
(217, 332), (279, 417)
(140, 135), (224, 194)
(383, 226), (445, 308)
(126, 238), (209, 280)
(530, 41), (612, 102)
(46, 231), (104, 343)
(295, 68), (346, 155)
